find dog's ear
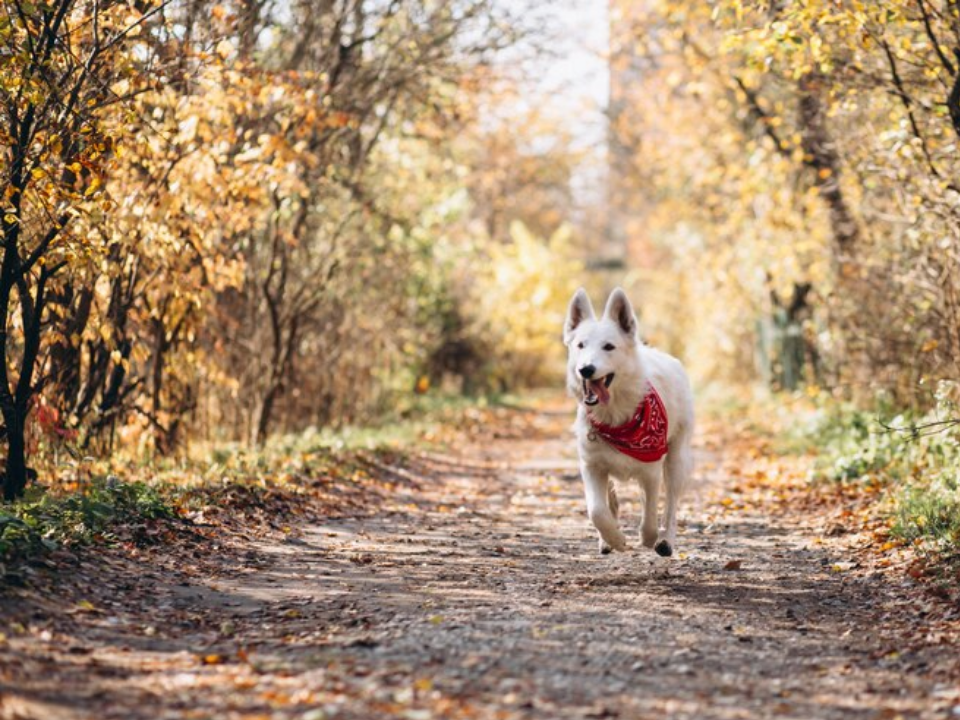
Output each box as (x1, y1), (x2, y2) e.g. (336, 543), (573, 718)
(603, 287), (637, 338)
(563, 288), (595, 345)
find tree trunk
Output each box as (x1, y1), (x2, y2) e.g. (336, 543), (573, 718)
(151, 317), (169, 453)
(798, 72), (859, 269)
(1, 403), (26, 501)
(253, 382), (280, 446)
(48, 282), (93, 414)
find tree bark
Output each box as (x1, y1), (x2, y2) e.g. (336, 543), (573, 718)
(797, 72), (859, 268)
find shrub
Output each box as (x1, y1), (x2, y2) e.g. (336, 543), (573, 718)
(805, 384), (960, 557)
(0, 480), (174, 568)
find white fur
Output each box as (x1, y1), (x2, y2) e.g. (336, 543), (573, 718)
(563, 287), (695, 556)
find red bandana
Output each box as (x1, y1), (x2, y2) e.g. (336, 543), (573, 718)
(588, 383), (669, 462)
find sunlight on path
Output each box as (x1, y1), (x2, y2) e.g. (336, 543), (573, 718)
(0, 406), (956, 720)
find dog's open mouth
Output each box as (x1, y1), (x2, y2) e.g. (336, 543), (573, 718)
(583, 373), (614, 406)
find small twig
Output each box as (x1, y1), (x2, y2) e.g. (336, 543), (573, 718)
(917, 0), (955, 77)
(877, 417), (960, 438)
(947, 48), (960, 139)
(732, 75), (791, 158)
(880, 37), (942, 178)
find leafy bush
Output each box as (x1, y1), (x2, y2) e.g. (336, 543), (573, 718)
(894, 481), (960, 553)
(469, 221), (584, 388)
(0, 480), (174, 568)
(805, 384), (960, 556)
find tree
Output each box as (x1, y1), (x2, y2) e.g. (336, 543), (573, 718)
(0, 0), (154, 498)
(194, 0), (519, 443)
(606, 0), (960, 399)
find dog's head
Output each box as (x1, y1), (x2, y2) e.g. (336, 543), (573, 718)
(563, 287), (641, 408)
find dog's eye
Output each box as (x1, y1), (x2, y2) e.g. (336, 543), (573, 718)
(577, 342), (584, 349)
(603, 343), (616, 351)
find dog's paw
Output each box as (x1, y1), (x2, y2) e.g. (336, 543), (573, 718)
(607, 534), (628, 553)
(654, 540), (673, 557)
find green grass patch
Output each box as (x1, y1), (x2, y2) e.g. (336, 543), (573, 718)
(1, 479), (174, 572)
(893, 481), (960, 551)
(798, 394), (960, 560)
(1, 391), (543, 578)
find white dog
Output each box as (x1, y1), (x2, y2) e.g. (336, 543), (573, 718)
(563, 287), (694, 557)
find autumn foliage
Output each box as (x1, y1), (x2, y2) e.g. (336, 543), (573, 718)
(609, 0), (960, 404)
(3, 0), (960, 505)
(1, 0), (574, 497)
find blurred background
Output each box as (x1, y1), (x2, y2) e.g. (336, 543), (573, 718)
(3, 0), (959, 466)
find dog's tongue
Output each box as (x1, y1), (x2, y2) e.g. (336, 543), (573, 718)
(588, 378), (610, 405)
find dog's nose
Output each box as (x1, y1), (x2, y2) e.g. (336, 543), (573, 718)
(579, 364), (596, 379)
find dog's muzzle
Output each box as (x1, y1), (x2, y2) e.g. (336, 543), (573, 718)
(583, 373), (614, 406)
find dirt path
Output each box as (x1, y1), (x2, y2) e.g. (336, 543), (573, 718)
(1, 408), (958, 720)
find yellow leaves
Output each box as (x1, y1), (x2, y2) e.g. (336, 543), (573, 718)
(216, 39), (234, 60)
(122, 13), (143, 36)
(920, 340), (939, 353)
(234, 145), (262, 164)
(177, 115), (199, 144)
(809, 33), (823, 61)
(472, 222), (582, 386)
(413, 678), (433, 693)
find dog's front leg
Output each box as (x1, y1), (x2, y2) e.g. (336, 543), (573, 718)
(581, 465), (627, 553)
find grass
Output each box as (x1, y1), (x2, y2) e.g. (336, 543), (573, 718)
(701, 380), (960, 569)
(199, 390), (530, 459)
(796, 393), (960, 562)
(894, 482), (960, 550)
(1, 390), (532, 576)
(0, 479), (174, 576)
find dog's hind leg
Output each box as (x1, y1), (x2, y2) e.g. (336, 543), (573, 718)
(658, 432), (693, 557)
(581, 465), (627, 553)
(637, 469), (660, 549)
(599, 483), (621, 554)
